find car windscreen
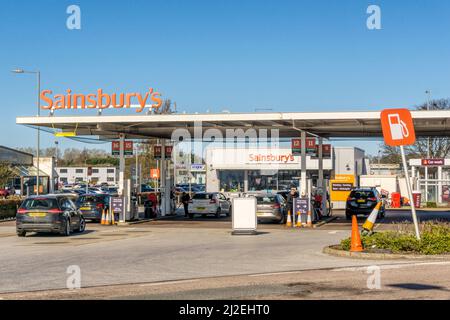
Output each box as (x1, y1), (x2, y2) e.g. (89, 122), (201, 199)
(193, 193), (213, 200)
(256, 196), (276, 204)
(349, 190), (375, 198)
(21, 198), (59, 210)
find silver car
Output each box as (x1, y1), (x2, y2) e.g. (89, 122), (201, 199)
(252, 193), (287, 224)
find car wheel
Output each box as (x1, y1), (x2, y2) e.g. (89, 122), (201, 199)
(61, 218), (71, 236)
(346, 214), (352, 220)
(279, 214), (286, 224)
(215, 207), (221, 218)
(226, 206), (232, 217)
(17, 230), (26, 237)
(76, 217), (86, 233)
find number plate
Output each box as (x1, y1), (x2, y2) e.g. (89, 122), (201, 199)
(196, 207), (205, 210)
(29, 212), (46, 217)
(357, 200), (366, 203)
(80, 207), (91, 210)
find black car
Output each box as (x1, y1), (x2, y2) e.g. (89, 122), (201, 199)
(345, 188), (385, 220)
(75, 193), (110, 222)
(16, 194), (86, 237)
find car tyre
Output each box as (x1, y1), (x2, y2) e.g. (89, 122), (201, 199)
(17, 230), (26, 237)
(345, 213), (352, 220)
(215, 207), (221, 218)
(279, 214), (286, 224)
(76, 217), (86, 233)
(61, 218), (71, 236)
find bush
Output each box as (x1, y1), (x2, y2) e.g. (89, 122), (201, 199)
(426, 202), (437, 208)
(0, 199), (23, 219)
(340, 222), (450, 255)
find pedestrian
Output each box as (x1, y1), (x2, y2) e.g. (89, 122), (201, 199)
(286, 186), (299, 216)
(181, 192), (191, 218)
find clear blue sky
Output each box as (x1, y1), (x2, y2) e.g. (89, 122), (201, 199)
(1, 0), (449, 155)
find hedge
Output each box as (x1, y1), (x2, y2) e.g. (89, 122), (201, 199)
(340, 222), (450, 255)
(0, 198), (23, 220)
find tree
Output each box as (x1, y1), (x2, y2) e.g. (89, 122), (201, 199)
(379, 98), (450, 162)
(0, 162), (15, 188)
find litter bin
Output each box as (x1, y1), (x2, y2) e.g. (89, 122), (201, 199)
(412, 191), (421, 209)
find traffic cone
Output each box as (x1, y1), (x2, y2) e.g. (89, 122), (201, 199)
(110, 209), (115, 225)
(306, 210), (312, 228)
(106, 209), (112, 225)
(286, 210), (292, 227)
(100, 209), (106, 225)
(296, 211), (302, 228)
(350, 215), (363, 252)
(362, 202), (382, 236)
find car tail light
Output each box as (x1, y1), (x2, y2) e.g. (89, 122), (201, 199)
(347, 197), (355, 201)
(368, 197), (377, 201)
(48, 209), (63, 214)
(188, 200), (193, 203)
(210, 199), (218, 204)
(272, 203), (281, 209)
(96, 203), (104, 209)
(17, 208), (27, 214)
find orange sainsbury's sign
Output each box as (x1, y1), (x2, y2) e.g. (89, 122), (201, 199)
(40, 88), (162, 113)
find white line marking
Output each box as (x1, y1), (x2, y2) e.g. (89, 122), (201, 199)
(139, 279), (199, 287)
(331, 261), (450, 272)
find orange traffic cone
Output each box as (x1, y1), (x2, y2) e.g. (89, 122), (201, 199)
(350, 215), (363, 252)
(100, 209), (106, 225)
(110, 209), (115, 225)
(286, 210), (292, 227)
(296, 211), (302, 228)
(306, 210), (312, 227)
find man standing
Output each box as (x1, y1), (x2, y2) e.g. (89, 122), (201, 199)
(286, 186), (299, 216)
(181, 192), (191, 218)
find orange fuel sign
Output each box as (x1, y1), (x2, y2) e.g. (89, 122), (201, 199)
(380, 109), (416, 146)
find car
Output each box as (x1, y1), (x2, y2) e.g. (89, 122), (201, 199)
(252, 193), (287, 224)
(345, 187), (386, 220)
(75, 193), (110, 222)
(16, 194), (86, 237)
(189, 192), (231, 218)
(0, 188), (10, 199)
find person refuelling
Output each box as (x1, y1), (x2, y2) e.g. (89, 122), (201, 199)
(181, 192), (191, 218)
(286, 186), (299, 216)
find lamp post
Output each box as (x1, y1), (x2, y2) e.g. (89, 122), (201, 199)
(12, 69), (41, 195)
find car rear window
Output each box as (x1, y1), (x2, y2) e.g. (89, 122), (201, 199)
(256, 196), (276, 204)
(193, 193), (213, 200)
(21, 198), (59, 210)
(77, 195), (101, 203)
(350, 190), (375, 198)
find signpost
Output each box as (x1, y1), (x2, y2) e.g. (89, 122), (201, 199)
(292, 138), (317, 156)
(112, 141), (133, 157)
(381, 108), (420, 240)
(110, 197), (124, 221)
(294, 198), (309, 225)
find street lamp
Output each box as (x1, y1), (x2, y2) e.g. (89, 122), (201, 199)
(12, 68), (41, 195)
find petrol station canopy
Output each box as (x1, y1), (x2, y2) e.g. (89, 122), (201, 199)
(16, 110), (450, 140)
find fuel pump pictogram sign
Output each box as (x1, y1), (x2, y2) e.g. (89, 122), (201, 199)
(380, 109), (416, 146)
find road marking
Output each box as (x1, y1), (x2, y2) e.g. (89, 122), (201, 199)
(328, 231), (339, 234)
(139, 279), (199, 287)
(331, 261), (450, 272)
(249, 271), (303, 277)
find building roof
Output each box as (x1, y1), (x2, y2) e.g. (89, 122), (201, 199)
(16, 110), (450, 140)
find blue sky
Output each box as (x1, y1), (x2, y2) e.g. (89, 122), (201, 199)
(1, 0), (449, 155)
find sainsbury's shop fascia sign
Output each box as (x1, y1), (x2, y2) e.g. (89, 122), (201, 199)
(40, 88), (162, 113)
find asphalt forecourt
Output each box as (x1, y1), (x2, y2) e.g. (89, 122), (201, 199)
(0, 220), (434, 295)
(1, 260), (449, 300)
